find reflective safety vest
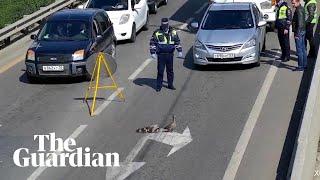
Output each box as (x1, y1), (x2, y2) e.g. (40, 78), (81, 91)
(278, 6), (288, 19)
(155, 30), (177, 45)
(305, 0), (318, 24)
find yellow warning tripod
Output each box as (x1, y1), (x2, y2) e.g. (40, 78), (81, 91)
(84, 52), (125, 116)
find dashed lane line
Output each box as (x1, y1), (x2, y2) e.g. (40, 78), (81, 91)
(128, 59), (153, 80)
(92, 87), (125, 116)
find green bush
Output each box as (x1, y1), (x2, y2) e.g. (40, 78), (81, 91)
(0, 0), (55, 29)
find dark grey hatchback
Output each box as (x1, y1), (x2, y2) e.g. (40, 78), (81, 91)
(25, 9), (116, 82)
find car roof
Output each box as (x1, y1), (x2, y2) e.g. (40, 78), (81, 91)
(47, 9), (104, 22)
(208, 2), (252, 11)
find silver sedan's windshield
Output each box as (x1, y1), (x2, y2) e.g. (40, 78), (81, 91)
(202, 10), (254, 30)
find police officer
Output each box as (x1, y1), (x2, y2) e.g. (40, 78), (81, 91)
(305, 0), (317, 57)
(275, 0), (292, 62)
(150, 18), (183, 92)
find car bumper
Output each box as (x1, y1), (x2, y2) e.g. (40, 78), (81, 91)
(25, 61), (87, 78)
(193, 46), (259, 65)
(113, 22), (133, 41)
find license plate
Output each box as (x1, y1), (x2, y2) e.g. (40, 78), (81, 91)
(213, 54), (234, 59)
(42, 65), (64, 71)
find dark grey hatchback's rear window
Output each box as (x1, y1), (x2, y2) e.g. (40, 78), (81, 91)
(202, 10), (254, 30)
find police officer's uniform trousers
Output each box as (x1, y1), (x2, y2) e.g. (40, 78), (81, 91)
(276, 3), (292, 60)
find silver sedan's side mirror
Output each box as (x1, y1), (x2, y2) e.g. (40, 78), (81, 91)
(77, 4), (84, 9)
(190, 22), (199, 30)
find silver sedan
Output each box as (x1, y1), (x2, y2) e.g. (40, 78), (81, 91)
(192, 2), (266, 66)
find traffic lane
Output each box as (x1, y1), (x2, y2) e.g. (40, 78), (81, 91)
(36, 24), (273, 180)
(128, 56), (271, 179)
(0, 0), (207, 179)
(30, 0), (210, 179)
(236, 7), (320, 179)
(113, 0), (208, 83)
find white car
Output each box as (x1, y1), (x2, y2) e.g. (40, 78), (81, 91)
(80, 0), (149, 42)
(209, 0), (276, 25)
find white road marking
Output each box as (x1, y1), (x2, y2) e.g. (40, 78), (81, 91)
(92, 87), (124, 116)
(106, 127), (192, 180)
(128, 59), (152, 80)
(27, 125), (88, 180)
(195, 3), (208, 14)
(223, 58), (280, 180)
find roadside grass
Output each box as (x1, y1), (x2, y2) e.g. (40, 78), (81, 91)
(0, 0), (55, 29)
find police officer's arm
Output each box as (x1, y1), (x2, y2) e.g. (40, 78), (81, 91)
(306, 4), (316, 23)
(172, 29), (182, 52)
(285, 7), (292, 30)
(150, 31), (158, 55)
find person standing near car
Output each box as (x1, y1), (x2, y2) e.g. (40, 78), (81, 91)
(292, 0), (307, 71)
(275, 0), (292, 62)
(150, 18), (183, 92)
(305, 0), (317, 58)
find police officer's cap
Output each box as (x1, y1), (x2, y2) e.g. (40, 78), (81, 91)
(161, 18), (169, 24)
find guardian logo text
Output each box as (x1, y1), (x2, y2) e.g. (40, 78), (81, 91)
(13, 133), (120, 167)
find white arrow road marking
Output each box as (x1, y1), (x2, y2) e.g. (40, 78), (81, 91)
(106, 127), (192, 180)
(148, 126), (192, 157)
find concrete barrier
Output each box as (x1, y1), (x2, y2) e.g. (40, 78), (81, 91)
(290, 27), (320, 180)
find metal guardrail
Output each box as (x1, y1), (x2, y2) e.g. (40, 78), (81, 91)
(0, 0), (79, 45)
(290, 34), (320, 179)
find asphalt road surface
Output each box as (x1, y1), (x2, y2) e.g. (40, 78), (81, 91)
(0, 0), (315, 179)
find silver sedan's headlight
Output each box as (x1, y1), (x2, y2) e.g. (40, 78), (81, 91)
(260, 0), (272, 9)
(194, 40), (206, 51)
(242, 38), (256, 49)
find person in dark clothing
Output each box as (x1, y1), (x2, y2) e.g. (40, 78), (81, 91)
(304, 0), (317, 57)
(150, 18), (183, 92)
(275, 0), (292, 62)
(292, 0), (307, 71)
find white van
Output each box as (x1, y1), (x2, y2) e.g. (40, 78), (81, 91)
(80, 0), (149, 42)
(209, 0), (276, 26)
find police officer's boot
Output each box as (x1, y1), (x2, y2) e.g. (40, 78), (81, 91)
(168, 85), (176, 90)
